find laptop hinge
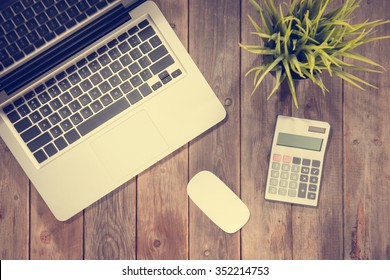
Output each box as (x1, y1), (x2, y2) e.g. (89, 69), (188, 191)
(121, 0), (141, 8)
(0, 3), (134, 98)
(0, 90), (8, 104)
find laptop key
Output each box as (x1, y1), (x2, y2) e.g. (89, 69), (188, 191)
(70, 113), (83, 125)
(18, 105), (31, 117)
(151, 81), (162, 91)
(44, 143), (58, 157)
(33, 150), (48, 163)
(149, 45), (168, 62)
(23, 8), (35, 20)
(64, 129), (80, 144)
(150, 55), (174, 75)
(85, 7), (98, 16)
(38, 119), (51, 131)
(149, 35), (162, 48)
(50, 126), (63, 138)
(138, 26), (155, 41)
(21, 125), (40, 142)
(77, 97), (130, 136)
(126, 89), (142, 105)
(39, 105), (53, 117)
(14, 117), (32, 133)
(56, 1), (69, 12)
(60, 119), (72, 131)
(91, 100), (103, 112)
(30, 111), (43, 123)
(27, 132), (53, 152)
(139, 83), (152, 97)
(54, 137), (68, 151)
(2, 8), (14, 20)
(48, 112), (61, 125)
(32, 2), (45, 14)
(40, 105), (53, 117)
(3, 104), (14, 114)
(138, 19), (149, 29)
(80, 107), (93, 119)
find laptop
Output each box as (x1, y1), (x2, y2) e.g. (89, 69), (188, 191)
(0, 0), (226, 221)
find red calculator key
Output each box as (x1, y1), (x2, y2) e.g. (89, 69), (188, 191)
(273, 154), (282, 162)
(283, 155), (291, 163)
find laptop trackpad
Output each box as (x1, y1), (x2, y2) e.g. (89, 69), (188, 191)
(90, 110), (169, 180)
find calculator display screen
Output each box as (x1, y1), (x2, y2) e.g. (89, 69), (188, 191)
(277, 132), (323, 151)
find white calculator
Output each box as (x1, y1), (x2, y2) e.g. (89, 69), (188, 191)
(265, 115), (330, 206)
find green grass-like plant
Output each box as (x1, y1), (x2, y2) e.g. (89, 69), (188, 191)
(241, 0), (390, 108)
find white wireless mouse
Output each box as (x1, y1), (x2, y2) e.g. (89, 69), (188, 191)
(187, 171), (250, 233)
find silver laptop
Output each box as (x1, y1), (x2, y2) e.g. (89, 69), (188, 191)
(0, 0), (226, 220)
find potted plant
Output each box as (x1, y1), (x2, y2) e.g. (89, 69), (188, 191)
(241, 0), (390, 108)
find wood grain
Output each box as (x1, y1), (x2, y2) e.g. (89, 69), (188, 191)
(1, 0), (390, 260)
(241, 0), (294, 260)
(136, 0), (189, 260)
(84, 181), (136, 259)
(188, 0), (241, 260)
(343, 0), (390, 260)
(291, 71), (343, 259)
(0, 139), (29, 259)
(30, 186), (83, 259)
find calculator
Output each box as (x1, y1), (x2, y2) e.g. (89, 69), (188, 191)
(265, 115), (330, 206)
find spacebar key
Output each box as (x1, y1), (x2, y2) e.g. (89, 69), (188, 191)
(77, 98), (130, 136)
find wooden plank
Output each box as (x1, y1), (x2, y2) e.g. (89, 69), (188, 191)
(136, 0), (189, 260)
(188, 0), (241, 260)
(343, 0), (390, 260)
(288, 0), (343, 259)
(0, 138), (29, 259)
(240, 0), (293, 260)
(84, 181), (136, 259)
(30, 186), (83, 259)
(291, 72), (343, 259)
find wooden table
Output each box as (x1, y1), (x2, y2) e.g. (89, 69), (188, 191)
(1, 0), (390, 260)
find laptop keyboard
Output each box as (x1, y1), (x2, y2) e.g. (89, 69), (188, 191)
(0, 0), (117, 73)
(2, 19), (183, 164)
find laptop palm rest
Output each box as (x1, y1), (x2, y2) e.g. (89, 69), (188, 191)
(90, 110), (169, 180)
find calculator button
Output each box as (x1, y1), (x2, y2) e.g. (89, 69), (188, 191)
(290, 173), (299, 181)
(283, 155), (291, 163)
(279, 180), (288, 187)
(282, 164), (290, 171)
(273, 154), (282, 162)
(298, 183), (307, 198)
(281, 172), (289, 179)
(300, 174), (308, 182)
(271, 170), (279, 178)
(269, 187), (277, 194)
(288, 189), (297, 197)
(302, 158), (311, 166)
(272, 162), (280, 170)
(309, 184), (317, 192)
(311, 168), (320, 175)
(289, 181), (298, 189)
(270, 178), (278, 186)
(301, 166), (310, 174)
(292, 157), (301, 164)
(291, 165), (300, 173)
(312, 160), (321, 167)
(278, 188), (287, 196)
(308, 193), (316, 200)
(310, 176), (319, 184)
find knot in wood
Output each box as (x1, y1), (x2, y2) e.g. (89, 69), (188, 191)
(352, 139), (360, 145)
(40, 230), (52, 244)
(204, 249), (210, 256)
(224, 98), (232, 106)
(153, 239), (161, 248)
(373, 138), (382, 146)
